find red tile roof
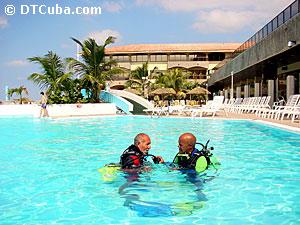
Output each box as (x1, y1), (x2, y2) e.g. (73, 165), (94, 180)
(106, 43), (240, 54)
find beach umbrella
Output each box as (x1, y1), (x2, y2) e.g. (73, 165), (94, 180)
(187, 87), (211, 95)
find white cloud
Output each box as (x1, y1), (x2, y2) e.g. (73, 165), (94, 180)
(6, 60), (29, 67)
(192, 10), (265, 34)
(0, 16), (8, 28)
(102, 1), (123, 13)
(135, 0), (295, 34)
(87, 29), (122, 44)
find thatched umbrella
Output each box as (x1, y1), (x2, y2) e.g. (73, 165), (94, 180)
(150, 88), (176, 96)
(187, 87), (210, 95)
(187, 87), (210, 104)
(150, 88), (176, 101)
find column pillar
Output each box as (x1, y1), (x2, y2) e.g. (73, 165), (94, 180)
(286, 75), (295, 98)
(244, 84), (250, 98)
(236, 86), (241, 98)
(267, 80), (275, 107)
(254, 82), (260, 97)
(230, 89), (234, 99)
(224, 89), (229, 99)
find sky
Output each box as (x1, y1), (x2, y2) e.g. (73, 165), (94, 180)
(0, 0), (295, 100)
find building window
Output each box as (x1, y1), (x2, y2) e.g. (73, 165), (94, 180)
(112, 55), (130, 62)
(131, 55), (137, 62)
(150, 54), (168, 62)
(262, 26), (268, 38)
(188, 53), (206, 61)
(267, 21), (273, 35)
(291, 1), (298, 17)
(258, 29), (263, 41)
(250, 36), (255, 47)
(131, 54), (148, 62)
(272, 17), (278, 30)
(278, 12), (284, 26)
(208, 53), (225, 61)
(284, 7), (291, 22)
(169, 54), (187, 61)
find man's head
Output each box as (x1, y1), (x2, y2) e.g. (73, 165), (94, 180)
(178, 133), (196, 154)
(134, 133), (151, 155)
(40, 92), (44, 95)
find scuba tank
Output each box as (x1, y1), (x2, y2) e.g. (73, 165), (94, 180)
(173, 140), (219, 172)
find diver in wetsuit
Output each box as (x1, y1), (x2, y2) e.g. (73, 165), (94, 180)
(118, 133), (167, 215)
(120, 133), (164, 169)
(173, 133), (219, 173)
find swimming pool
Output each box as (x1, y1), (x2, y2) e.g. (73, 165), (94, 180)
(0, 116), (299, 224)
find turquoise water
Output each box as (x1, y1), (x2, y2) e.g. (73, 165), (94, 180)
(0, 116), (300, 224)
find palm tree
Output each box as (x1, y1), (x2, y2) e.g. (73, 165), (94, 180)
(7, 86), (29, 104)
(126, 62), (158, 98)
(154, 68), (188, 93)
(152, 68), (190, 100)
(67, 36), (122, 103)
(28, 51), (73, 97)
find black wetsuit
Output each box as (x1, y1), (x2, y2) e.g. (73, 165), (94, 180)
(120, 145), (146, 169)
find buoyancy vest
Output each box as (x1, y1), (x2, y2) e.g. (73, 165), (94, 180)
(173, 148), (211, 172)
(120, 145), (145, 169)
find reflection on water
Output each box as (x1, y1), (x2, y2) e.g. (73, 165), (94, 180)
(116, 163), (219, 217)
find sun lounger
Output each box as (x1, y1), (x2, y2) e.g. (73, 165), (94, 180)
(191, 96), (225, 117)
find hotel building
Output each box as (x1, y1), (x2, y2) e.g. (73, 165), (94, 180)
(105, 43), (240, 90)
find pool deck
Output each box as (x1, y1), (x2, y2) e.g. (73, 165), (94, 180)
(143, 110), (300, 132)
(199, 111), (300, 132)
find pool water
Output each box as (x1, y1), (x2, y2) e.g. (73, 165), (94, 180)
(0, 116), (299, 224)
